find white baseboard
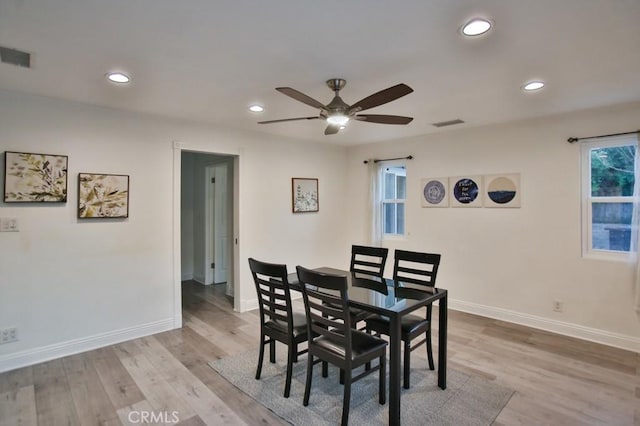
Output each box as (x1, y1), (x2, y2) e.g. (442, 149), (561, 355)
(449, 299), (640, 353)
(0, 318), (175, 373)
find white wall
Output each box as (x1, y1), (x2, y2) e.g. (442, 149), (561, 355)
(345, 102), (640, 351)
(0, 89), (349, 372)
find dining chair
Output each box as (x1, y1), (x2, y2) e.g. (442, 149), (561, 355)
(350, 245), (388, 277)
(248, 258), (309, 398)
(365, 249), (441, 389)
(296, 266), (387, 426)
(348, 245), (389, 328)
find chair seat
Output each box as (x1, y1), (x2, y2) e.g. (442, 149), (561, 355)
(313, 329), (387, 360)
(265, 312), (308, 338)
(366, 314), (430, 337)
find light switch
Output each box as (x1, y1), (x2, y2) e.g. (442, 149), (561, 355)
(0, 217), (19, 232)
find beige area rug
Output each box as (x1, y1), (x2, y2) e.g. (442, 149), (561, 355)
(209, 349), (514, 425)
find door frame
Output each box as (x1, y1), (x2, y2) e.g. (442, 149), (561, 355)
(172, 141), (241, 328)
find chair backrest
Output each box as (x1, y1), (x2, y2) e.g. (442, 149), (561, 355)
(350, 245), (389, 277)
(248, 258), (295, 333)
(393, 249), (441, 287)
(296, 266), (352, 358)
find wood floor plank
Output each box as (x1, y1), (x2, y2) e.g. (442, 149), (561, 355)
(88, 346), (146, 410)
(0, 385), (37, 426)
(32, 359), (80, 426)
(62, 352), (121, 426)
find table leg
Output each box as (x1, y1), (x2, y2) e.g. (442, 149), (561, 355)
(438, 292), (447, 389)
(389, 314), (401, 426)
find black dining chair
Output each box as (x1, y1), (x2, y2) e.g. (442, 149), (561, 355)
(350, 245), (388, 277)
(296, 266), (387, 426)
(248, 258), (309, 398)
(348, 245), (389, 327)
(365, 249), (441, 389)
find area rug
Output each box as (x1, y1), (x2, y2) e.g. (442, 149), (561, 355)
(208, 349), (514, 425)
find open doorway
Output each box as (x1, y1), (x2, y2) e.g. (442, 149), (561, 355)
(180, 151), (236, 313)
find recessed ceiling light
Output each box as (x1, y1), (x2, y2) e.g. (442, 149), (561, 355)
(461, 18), (493, 36)
(249, 104), (264, 113)
(106, 72), (130, 84)
(522, 81), (545, 91)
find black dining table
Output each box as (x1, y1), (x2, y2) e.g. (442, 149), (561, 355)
(287, 267), (447, 426)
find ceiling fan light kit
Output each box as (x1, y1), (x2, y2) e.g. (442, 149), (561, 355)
(258, 78), (414, 135)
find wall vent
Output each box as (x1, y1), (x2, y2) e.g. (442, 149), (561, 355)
(0, 46), (31, 68)
(431, 119), (464, 128)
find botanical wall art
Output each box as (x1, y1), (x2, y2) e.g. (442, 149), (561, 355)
(484, 173), (521, 208)
(292, 177), (318, 213)
(78, 173), (129, 218)
(450, 175), (483, 207)
(4, 151), (68, 202)
(421, 177), (449, 207)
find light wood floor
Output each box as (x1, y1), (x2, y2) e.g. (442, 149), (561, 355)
(1, 281), (638, 425)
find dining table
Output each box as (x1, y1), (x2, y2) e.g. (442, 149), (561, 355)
(287, 267), (447, 426)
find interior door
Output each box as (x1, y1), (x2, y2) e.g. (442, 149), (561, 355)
(213, 163), (229, 284)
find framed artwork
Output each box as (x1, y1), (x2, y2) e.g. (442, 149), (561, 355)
(4, 151), (68, 202)
(421, 177), (449, 207)
(450, 175), (483, 207)
(484, 173), (521, 208)
(78, 173), (129, 218)
(292, 177), (318, 213)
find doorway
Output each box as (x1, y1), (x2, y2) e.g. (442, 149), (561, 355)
(180, 151), (236, 310)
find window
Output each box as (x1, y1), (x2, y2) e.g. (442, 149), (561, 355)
(582, 137), (637, 257)
(382, 166), (406, 236)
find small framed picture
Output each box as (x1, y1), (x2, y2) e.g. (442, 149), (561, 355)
(421, 177), (449, 207)
(484, 173), (521, 208)
(4, 151), (68, 202)
(292, 177), (318, 213)
(78, 173), (130, 218)
(450, 175), (483, 207)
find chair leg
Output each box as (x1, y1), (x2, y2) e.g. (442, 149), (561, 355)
(322, 361), (328, 378)
(340, 369), (345, 385)
(284, 345), (294, 398)
(341, 371), (352, 426)
(403, 338), (411, 389)
(379, 354), (386, 405)
(303, 355), (314, 406)
(426, 331), (435, 370)
(255, 337), (265, 380)
(269, 339), (276, 363)
(293, 343), (299, 363)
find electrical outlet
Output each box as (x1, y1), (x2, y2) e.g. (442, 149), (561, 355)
(553, 300), (563, 313)
(0, 327), (18, 344)
(0, 217), (19, 232)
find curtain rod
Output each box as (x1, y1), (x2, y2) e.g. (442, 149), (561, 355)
(567, 130), (640, 144)
(363, 155), (413, 164)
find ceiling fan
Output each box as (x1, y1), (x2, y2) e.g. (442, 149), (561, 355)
(258, 79), (414, 135)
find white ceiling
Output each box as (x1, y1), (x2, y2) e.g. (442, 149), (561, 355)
(1, 0), (639, 145)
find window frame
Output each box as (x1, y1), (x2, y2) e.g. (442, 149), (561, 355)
(581, 136), (638, 260)
(381, 163), (407, 239)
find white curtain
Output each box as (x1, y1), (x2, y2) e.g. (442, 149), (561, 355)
(368, 160), (383, 246)
(633, 133), (640, 315)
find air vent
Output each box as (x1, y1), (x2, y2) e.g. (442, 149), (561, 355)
(0, 47), (31, 68)
(432, 119), (464, 128)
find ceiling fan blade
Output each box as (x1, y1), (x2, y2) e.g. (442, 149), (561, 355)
(276, 87), (326, 110)
(258, 116), (319, 124)
(324, 124), (340, 135)
(355, 114), (414, 125)
(349, 83), (413, 112)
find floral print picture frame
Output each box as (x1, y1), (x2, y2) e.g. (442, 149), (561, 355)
(292, 177), (319, 213)
(4, 151), (68, 202)
(78, 173), (129, 218)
